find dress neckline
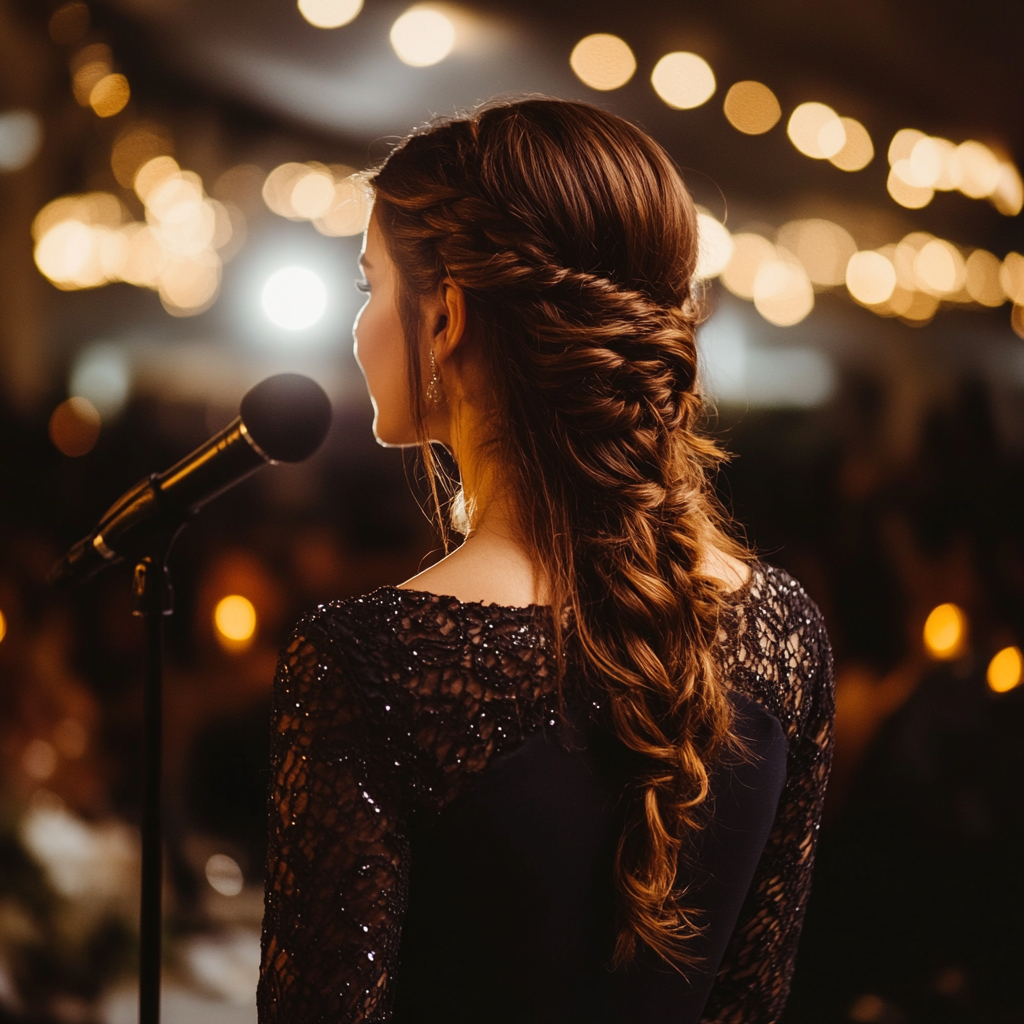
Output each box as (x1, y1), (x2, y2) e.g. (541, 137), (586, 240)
(380, 562), (759, 615)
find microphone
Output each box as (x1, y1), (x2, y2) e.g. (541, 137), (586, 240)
(49, 373), (332, 588)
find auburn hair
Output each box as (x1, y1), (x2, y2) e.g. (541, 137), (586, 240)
(370, 98), (751, 971)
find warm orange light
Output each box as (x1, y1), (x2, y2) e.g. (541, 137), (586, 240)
(965, 249), (1006, 307)
(720, 232), (776, 300)
(49, 397), (101, 457)
(49, 2), (90, 45)
(89, 74), (130, 117)
(923, 603), (966, 660)
(1012, 304), (1024, 341)
(846, 251), (897, 306)
(752, 256), (814, 326)
(787, 102), (845, 159)
(829, 117), (873, 172)
(777, 219), (857, 288)
(1000, 252), (1024, 305)
(0, 609), (6, 644)
(23, 739), (58, 781)
(987, 646), (1023, 693)
(651, 52), (716, 110)
(570, 34), (636, 91)
(722, 81), (780, 135)
(214, 595), (257, 649)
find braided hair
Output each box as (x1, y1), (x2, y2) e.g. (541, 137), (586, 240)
(371, 98), (751, 971)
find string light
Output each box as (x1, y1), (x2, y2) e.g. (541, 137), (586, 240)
(694, 212), (734, 281)
(49, 397), (101, 457)
(923, 603), (966, 660)
(829, 117), (874, 171)
(887, 129), (1021, 214)
(213, 595), (257, 650)
(651, 52), (716, 110)
(846, 251), (897, 306)
(987, 647), (1022, 694)
(787, 102), (845, 160)
(722, 81), (781, 135)
(570, 34), (636, 91)
(390, 7), (455, 67)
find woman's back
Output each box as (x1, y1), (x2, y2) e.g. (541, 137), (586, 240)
(258, 563), (833, 1023)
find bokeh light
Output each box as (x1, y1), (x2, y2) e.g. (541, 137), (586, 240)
(0, 609), (6, 644)
(111, 122), (173, 188)
(298, 0), (363, 29)
(846, 251), (897, 306)
(205, 853), (245, 896)
(651, 52), (716, 110)
(213, 595), (257, 649)
(776, 219), (857, 288)
(48, 2), (90, 45)
(71, 43), (112, 106)
(887, 165), (933, 209)
(721, 232), (777, 300)
(0, 109), (43, 172)
(956, 140), (1001, 198)
(722, 81), (780, 135)
(261, 267), (327, 330)
(390, 7), (456, 67)
(49, 397), (101, 457)
(753, 255), (814, 326)
(570, 34), (636, 91)
(923, 602), (967, 660)
(987, 646), (1023, 694)
(694, 212), (734, 281)
(89, 74), (130, 117)
(69, 344), (131, 418)
(22, 739), (58, 781)
(964, 250), (1006, 307)
(1012, 304), (1024, 341)
(829, 117), (874, 171)
(53, 718), (88, 759)
(914, 239), (965, 296)
(313, 172), (372, 236)
(291, 167), (336, 219)
(991, 162), (1024, 216)
(999, 252), (1024, 305)
(787, 102), (845, 160)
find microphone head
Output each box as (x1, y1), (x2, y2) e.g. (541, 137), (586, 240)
(240, 374), (332, 462)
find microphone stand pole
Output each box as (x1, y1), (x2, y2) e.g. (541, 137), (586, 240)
(131, 525), (184, 1024)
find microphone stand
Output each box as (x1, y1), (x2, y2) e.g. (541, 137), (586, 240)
(131, 522), (186, 1024)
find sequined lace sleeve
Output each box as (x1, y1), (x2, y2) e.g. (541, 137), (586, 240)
(257, 614), (409, 1023)
(258, 593), (557, 1023)
(700, 566), (836, 1024)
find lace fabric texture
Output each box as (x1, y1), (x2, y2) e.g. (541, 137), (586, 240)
(258, 563), (834, 1023)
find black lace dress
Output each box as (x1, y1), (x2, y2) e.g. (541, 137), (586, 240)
(258, 563), (834, 1023)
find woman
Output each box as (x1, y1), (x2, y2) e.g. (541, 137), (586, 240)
(258, 99), (834, 1024)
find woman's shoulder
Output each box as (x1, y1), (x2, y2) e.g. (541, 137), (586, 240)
(722, 561), (834, 740)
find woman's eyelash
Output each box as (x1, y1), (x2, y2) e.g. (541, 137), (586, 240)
(355, 278), (371, 293)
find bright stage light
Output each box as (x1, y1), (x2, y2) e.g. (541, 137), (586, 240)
(391, 7), (455, 67)
(261, 266), (327, 330)
(298, 0), (363, 29)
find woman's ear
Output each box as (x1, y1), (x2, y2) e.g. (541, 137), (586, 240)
(431, 278), (467, 366)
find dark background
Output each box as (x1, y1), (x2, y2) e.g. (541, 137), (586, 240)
(0, 1), (1022, 1021)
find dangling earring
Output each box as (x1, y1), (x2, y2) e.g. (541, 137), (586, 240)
(425, 350), (442, 405)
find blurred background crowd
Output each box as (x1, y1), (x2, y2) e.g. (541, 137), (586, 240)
(0, 0), (1022, 1021)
